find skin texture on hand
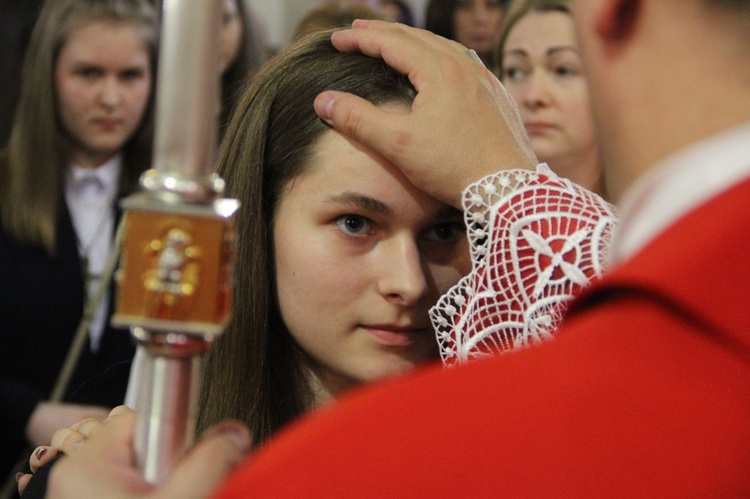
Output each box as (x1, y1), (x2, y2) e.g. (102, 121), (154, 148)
(315, 20), (537, 208)
(20, 403), (112, 493)
(25, 401), (111, 448)
(19, 407), (125, 495)
(39, 407), (251, 499)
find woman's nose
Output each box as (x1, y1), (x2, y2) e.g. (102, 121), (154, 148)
(377, 236), (429, 306)
(522, 70), (552, 108)
(99, 77), (122, 107)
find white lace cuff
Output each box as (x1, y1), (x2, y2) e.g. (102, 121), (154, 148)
(430, 164), (617, 366)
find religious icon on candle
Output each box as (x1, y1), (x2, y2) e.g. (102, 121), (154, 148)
(143, 227), (201, 320)
(113, 206), (235, 336)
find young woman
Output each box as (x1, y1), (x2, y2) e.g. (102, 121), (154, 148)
(0, 0), (158, 479)
(496, 0), (605, 196)
(195, 29), (469, 444)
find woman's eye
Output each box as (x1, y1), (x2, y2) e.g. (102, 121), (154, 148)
(424, 222), (465, 243)
(120, 68), (145, 81)
(555, 65), (578, 77)
(335, 215), (372, 236)
(77, 67), (101, 79)
(502, 66), (524, 81)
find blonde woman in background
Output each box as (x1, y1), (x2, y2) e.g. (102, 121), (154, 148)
(496, 0), (605, 196)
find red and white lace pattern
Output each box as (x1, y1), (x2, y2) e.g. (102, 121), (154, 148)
(431, 164), (617, 366)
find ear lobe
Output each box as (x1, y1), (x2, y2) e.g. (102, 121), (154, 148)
(594, 0), (641, 41)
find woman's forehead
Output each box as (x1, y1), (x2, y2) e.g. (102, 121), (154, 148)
(282, 130), (456, 221)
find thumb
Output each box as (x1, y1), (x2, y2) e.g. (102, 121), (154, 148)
(159, 421), (252, 499)
(315, 90), (407, 159)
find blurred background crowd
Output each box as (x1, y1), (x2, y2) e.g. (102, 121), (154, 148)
(1, 0), (516, 149)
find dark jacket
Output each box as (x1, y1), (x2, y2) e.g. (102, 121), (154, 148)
(0, 153), (134, 477)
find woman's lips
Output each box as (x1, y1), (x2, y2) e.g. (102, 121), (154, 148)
(525, 122), (555, 135)
(361, 325), (427, 347)
(96, 118), (120, 131)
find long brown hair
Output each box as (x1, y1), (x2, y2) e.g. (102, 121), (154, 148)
(196, 30), (416, 444)
(0, 0), (158, 254)
(425, 0), (460, 41)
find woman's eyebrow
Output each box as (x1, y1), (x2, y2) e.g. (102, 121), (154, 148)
(435, 205), (463, 219)
(325, 193), (462, 219)
(504, 45), (579, 58)
(325, 192), (392, 215)
(547, 46), (579, 57)
(503, 48), (530, 59)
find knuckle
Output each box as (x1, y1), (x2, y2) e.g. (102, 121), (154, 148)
(341, 103), (363, 137)
(60, 431), (83, 450)
(394, 130), (413, 151)
(108, 405), (131, 419)
(71, 417), (99, 434)
(51, 428), (78, 449)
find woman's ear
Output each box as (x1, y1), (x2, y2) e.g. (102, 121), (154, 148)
(593, 0), (641, 42)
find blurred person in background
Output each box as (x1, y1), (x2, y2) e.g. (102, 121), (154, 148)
(0, 0), (158, 484)
(496, 0), (605, 196)
(378, 0), (415, 25)
(218, 0), (266, 141)
(425, 0), (508, 71)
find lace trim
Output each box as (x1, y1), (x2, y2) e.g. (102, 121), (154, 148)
(431, 164), (618, 366)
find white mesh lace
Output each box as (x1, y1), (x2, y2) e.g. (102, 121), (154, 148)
(431, 164), (617, 366)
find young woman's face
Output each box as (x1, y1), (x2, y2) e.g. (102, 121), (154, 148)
(220, 0), (244, 73)
(55, 20), (151, 169)
(501, 11), (598, 177)
(273, 128), (470, 399)
(453, 0), (504, 57)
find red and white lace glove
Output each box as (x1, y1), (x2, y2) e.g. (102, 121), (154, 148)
(431, 164), (618, 366)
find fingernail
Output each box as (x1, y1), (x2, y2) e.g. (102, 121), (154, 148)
(35, 447), (47, 461)
(211, 422), (252, 452)
(222, 426), (251, 450)
(15, 473), (23, 483)
(316, 92), (336, 121)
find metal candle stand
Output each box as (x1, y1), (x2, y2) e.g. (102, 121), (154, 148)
(111, 0), (238, 485)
